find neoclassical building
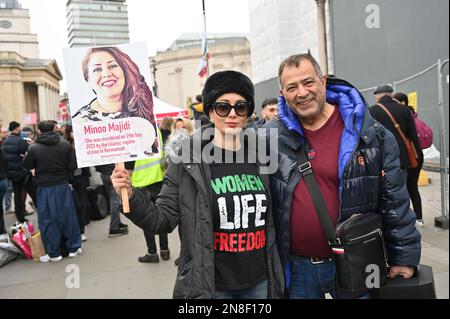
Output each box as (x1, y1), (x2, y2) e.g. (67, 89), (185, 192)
(151, 33), (252, 108)
(0, 0), (62, 127)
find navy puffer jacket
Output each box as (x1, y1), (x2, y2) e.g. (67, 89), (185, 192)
(1, 133), (30, 182)
(263, 77), (421, 286)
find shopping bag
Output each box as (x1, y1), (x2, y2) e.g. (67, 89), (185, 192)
(12, 228), (33, 259)
(89, 167), (104, 187)
(27, 232), (46, 261)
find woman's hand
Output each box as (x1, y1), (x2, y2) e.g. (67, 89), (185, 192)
(111, 164), (132, 199)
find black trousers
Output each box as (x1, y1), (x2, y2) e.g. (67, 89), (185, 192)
(139, 182), (169, 254)
(407, 162), (423, 220)
(11, 175), (37, 223)
(72, 175), (90, 234)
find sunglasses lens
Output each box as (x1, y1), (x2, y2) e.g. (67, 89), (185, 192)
(214, 103), (232, 117)
(213, 102), (250, 117)
(235, 102), (249, 116)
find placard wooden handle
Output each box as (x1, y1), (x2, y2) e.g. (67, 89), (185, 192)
(117, 162), (130, 214)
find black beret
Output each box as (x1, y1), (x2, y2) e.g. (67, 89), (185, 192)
(202, 70), (255, 118)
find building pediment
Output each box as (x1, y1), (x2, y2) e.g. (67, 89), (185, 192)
(46, 60), (63, 81)
(22, 58), (63, 81)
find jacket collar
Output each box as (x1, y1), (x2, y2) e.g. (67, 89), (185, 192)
(359, 107), (380, 145)
(278, 120), (304, 151)
(379, 95), (395, 105)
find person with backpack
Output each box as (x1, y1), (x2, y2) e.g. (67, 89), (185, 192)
(393, 92), (428, 227)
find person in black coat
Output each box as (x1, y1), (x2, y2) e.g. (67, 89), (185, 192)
(370, 85), (422, 172)
(1, 121), (36, 223)
(24, 121), (81, 262)
(392, 92), (425, 226)
(111, 71), (285, 299)
(64, 125), (91, 241)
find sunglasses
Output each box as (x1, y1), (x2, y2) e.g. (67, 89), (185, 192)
(211, 101), (251, 117)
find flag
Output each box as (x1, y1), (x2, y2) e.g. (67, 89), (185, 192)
(197, 31), (209, 78)
(197, 0), (209, 78)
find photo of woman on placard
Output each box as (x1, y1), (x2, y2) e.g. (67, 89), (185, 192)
(72, 46), (158, 153)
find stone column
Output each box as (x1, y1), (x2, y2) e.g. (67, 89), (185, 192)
(45, 85), (51, 120)
(315, 0), (328, 74)
(51, 87), (58, 121)
(37, 82), (46, 122)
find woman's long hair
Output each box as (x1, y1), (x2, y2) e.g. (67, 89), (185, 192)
(82, 47), (156, 127)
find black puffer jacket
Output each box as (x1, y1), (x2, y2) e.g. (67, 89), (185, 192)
(1, 133), (30, 182)
(263, 77), (421, 279)
(117, 127), (285, 299)
(23, 132), (76, 186)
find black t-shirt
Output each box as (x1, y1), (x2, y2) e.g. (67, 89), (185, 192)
(210, 146), (268, 291)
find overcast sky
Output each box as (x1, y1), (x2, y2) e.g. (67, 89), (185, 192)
(20, 0), (250, 92)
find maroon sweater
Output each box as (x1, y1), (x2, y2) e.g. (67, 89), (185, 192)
(290, 107), (344, 258)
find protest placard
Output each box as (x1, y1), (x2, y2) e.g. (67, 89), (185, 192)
(64, 42), (160, 169)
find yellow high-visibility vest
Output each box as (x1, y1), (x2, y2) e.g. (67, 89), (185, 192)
(192, 102), (203, 113)
(131, 132), (165, 188)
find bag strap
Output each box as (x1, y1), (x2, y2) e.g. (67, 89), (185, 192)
(295, 145), (340, 246)
(377, 103), (409, 144)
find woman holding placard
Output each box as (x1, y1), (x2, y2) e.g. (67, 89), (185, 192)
(111, 71), (284, 299)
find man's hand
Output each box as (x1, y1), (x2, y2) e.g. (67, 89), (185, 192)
(389, 266), (415, 279)
(111, 164), (132, 199)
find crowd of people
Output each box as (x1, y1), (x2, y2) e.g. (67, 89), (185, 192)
(0, 116), (197, 263)
(1, 53), (430, 299)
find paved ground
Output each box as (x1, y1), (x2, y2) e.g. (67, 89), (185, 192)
(0, 170), (448, 299)
(413, 170), (449, 299)
(0, 206), (180, 299)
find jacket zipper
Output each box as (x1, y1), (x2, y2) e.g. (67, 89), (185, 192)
(182, 162), (210, 292)
(259, 169), (274, 297)
(347, 229), (382, 243)
(336, 214), (376, 237)
(338, 122), (364, 223)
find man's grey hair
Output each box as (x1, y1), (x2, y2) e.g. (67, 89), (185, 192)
(278, 53), (323, 88)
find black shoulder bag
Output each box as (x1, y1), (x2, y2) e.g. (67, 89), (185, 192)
(296, 146), (388, 298)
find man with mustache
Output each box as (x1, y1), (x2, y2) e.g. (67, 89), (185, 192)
(264, 54), (421, 299)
